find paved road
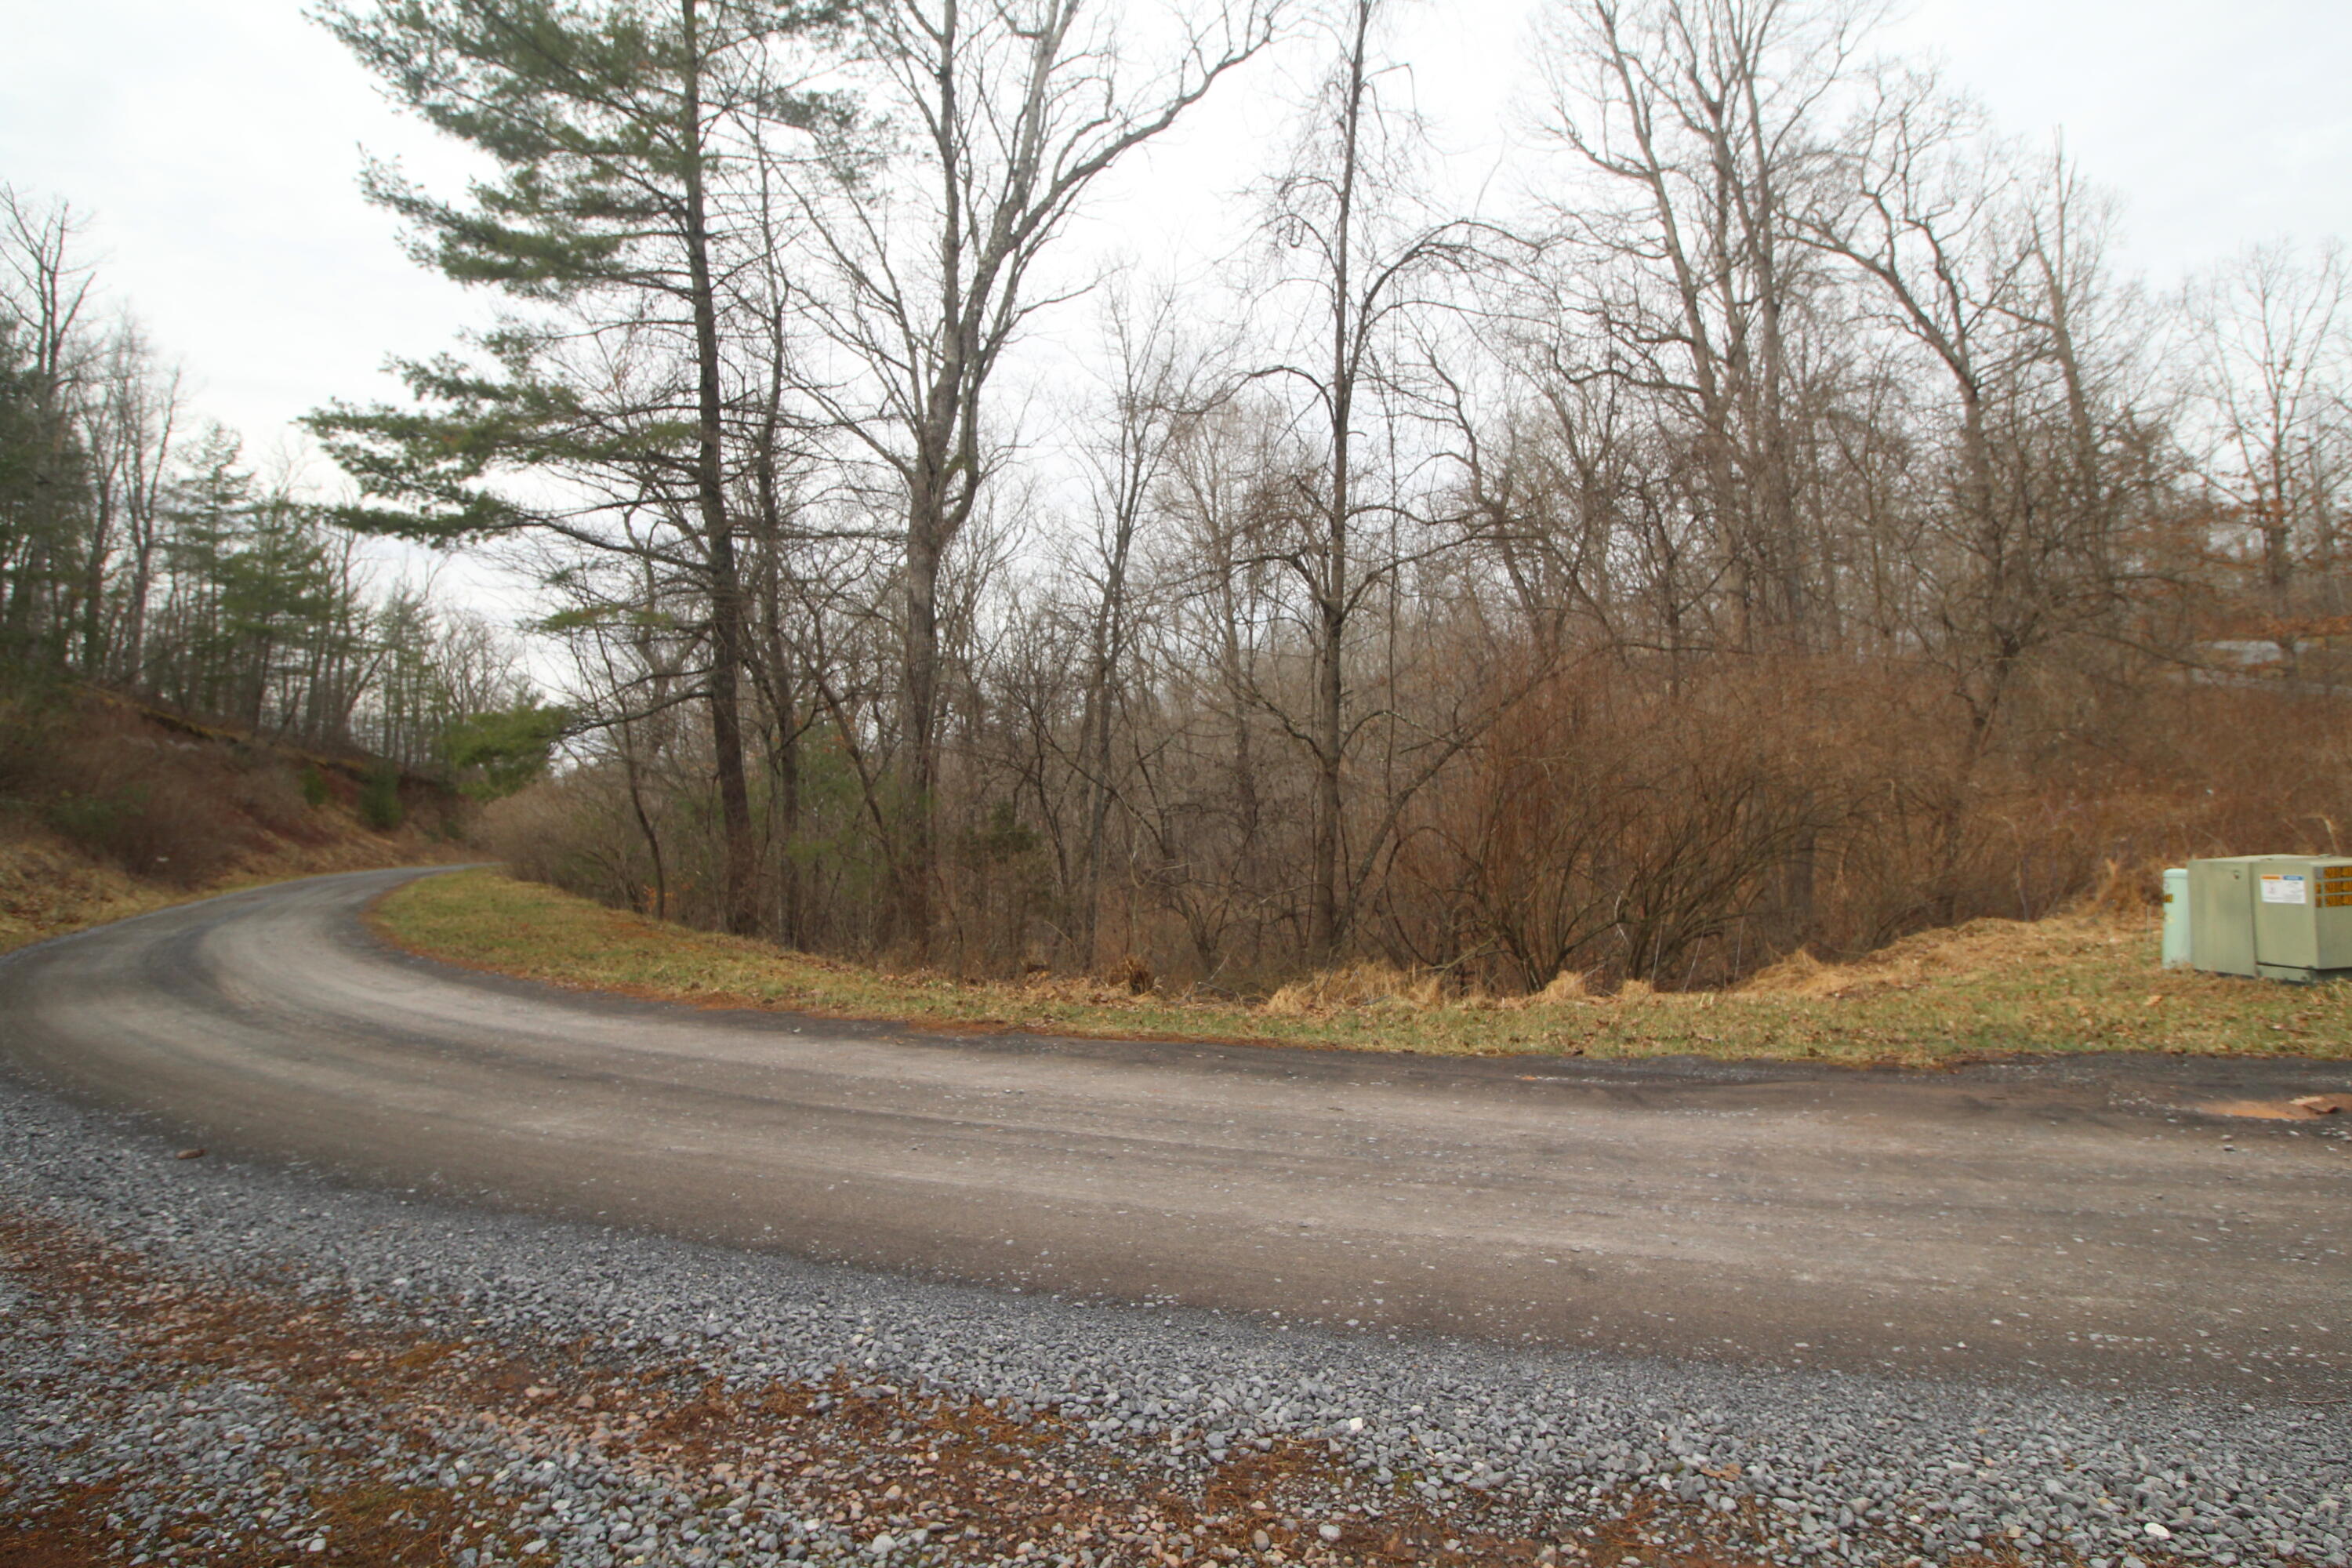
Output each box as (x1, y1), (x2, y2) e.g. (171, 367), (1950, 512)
(3, 868), (2347, 1398)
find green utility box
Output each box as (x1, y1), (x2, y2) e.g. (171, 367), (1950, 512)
(2161, 867), (2190, 967)
(2185, 855), (2352, 982)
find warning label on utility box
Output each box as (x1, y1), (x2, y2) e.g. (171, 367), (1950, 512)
(2262, 873), (2308, 904)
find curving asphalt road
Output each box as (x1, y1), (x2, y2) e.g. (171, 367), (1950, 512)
(2, 867), (2347, 1399)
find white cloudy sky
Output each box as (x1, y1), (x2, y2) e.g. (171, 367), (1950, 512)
(4, 0), (2347, 610)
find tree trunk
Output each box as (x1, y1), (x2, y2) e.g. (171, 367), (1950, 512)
(1307, 0), (1372, 966)
(752, 401), (804, 949)
(681, 0), (758, 937)
(901, 513), (943, 951)
(1076, 582), (1119, 968)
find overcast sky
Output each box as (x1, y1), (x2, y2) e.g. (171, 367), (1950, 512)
(5, 0), (2347, 607)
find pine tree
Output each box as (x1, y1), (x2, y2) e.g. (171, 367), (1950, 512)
(308, 0), (848, 935)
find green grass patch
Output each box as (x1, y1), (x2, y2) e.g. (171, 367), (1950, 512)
(371, 869), (2352, 1065)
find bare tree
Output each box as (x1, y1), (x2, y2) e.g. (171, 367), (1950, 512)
(1247, 0), (1497, 960)
(1808, 73), (2131, 918)
(2184, 239), (2350, 661)
(82, 325), (185, 684)
(1533, 0), (1871, 648)
(1059, 280), (1220, 965)
(0, 187), (99, 662)
(792, 0), (1283, 951)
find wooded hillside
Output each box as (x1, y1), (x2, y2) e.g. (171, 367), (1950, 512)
(0, 187), (561, 818)
(20, 0), (2352, 994)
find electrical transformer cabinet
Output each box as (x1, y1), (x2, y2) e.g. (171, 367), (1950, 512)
(2161, 867), (2190, 968)
(2186, 855), (2352, 982)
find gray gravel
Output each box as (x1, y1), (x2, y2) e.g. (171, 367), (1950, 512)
(2, 1073), (2345, 1568)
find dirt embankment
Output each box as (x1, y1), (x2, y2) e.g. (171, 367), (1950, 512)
(0, 688), (466, 953)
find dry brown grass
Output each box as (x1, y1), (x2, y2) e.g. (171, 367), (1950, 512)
(377, 869), (2352, 1065)
(0, 830), (159, 951)
(0, 819), (466, 955)
(0, 690), (471, 954)
(1528, 968), (1592, 1004)
(1263, 960), (1446, 1014)
(1736, 915), (2106, 999)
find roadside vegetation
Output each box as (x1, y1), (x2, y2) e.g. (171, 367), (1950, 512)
(280, 0), (2352, 1011)
(0, 689), (470, 953)
(372, 869), (2352, 1066)
(0, 185), (563, 953)
(16, 2), (2352, 1022)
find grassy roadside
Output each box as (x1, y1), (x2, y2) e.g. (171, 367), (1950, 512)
(372, 869), (2352, 1065)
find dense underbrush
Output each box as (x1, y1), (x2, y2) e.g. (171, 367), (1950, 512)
(474, 659), (2352, 998)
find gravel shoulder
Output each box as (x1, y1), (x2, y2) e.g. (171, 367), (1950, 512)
(3, 1076), (2348, 1568)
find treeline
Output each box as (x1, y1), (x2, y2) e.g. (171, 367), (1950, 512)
(0, 187), (545, 777)
(313, 0), (2350, 991)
